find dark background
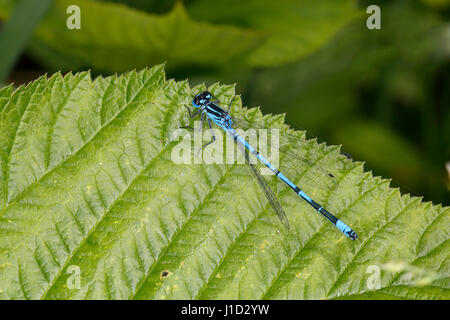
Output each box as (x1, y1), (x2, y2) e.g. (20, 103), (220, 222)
(0, 0), (449, 205)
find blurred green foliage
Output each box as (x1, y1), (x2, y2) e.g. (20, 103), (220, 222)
(0, 0), (52, 82)
(0, 0), (449, 204)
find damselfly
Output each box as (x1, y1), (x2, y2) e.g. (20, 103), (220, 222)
(184, 91), (358, 240)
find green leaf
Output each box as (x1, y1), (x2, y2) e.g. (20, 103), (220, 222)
(187, 0), (361, 67)
(0, 66), (448, 299)
(0, 0), (360, 72)
(95, 0), (177, 14)
(333, 120), (424, 189)
(0, 0), (263, 73)
(246, 2), (448, 130)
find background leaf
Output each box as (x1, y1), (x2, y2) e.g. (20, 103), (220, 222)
(0, 66), (448, 299)
(187, 0), (361, 67)
(0, 0), (52, 82)
(0, 0), (361, 72)
(0, 0), (264, 73)
(334, 120), (424, 190)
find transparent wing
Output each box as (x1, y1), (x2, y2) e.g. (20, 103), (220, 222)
(231, 116), (346, 193)
(240, 142), (290, 230)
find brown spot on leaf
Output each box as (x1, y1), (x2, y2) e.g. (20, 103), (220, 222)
(160, 270), (171, 279)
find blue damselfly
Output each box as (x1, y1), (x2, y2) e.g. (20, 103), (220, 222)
(184, 91), (358, 240)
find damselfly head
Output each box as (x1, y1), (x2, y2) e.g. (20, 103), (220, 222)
(192, 91), (212, 108)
